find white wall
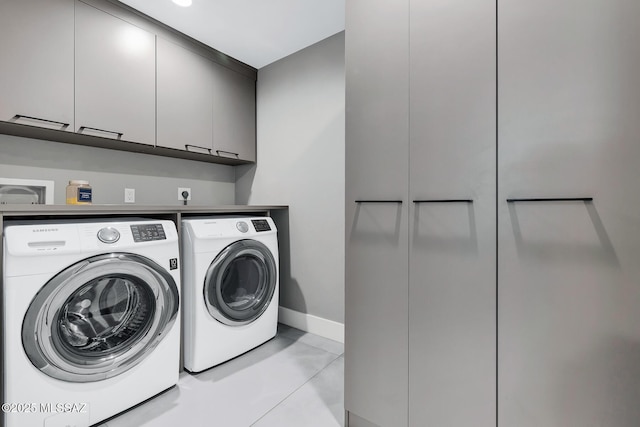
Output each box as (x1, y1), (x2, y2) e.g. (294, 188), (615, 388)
(0, 134), (235, 205)
(236, 32), (345, 325)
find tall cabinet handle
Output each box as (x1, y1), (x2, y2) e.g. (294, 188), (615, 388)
(413, 199), (473, 203)
(77, 126), (123, 139)
(355, 200), (403, 204)
(506, 197), (593, 203)
(185, 144), (213, 154)
(12, 114), (69, 129)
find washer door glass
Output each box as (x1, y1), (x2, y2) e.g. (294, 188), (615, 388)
(204, 239), (277, 326)
(22, 253), (179, 383)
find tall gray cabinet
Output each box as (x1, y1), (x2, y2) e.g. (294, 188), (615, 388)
(498, 0), (640, 425)
(345, 0), (409, 425)
(408, 0), (496, 426)
(345, 0), (496, 426)
(346, 0), (640, 426)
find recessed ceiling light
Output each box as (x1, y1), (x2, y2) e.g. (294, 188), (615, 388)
(172, 0), (192, 7)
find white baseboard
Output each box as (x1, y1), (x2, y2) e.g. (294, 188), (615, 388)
(278, 306), (344, 343)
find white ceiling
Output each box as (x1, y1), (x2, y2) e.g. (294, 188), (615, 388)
(118, 0), (345, 69)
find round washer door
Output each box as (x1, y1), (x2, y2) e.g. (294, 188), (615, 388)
(22, 253), (179, 383)
(204, 239), (277, 326)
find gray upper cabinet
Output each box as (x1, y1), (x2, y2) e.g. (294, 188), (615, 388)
(0, 0), (74, 131)
(157, 38), (214, 153)
(75, 0), (155, 145)
(408, 0), (496, 425)
(212, 64), (256, 162)
(345, 0), (409, 426)
(157, 38), (256, 162)
(498, 0), (640, 425)
(0, 0), (256, 165)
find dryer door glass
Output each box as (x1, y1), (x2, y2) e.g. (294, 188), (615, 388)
(204, 239), (277, 326)
(22, 253), (179, 383)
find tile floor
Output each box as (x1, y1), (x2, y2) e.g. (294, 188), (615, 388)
(99, 324), (345, 427)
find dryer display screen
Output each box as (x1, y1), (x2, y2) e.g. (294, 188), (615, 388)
(251, 219), (271, 232)
(131, 224), (166, 242)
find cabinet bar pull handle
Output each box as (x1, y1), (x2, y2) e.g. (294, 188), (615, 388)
(413, 199), (473, 203)
(77, 126), (123, 139)
(216, 150), (240, 158)
(185, 144), (213, 154)
(507, 197), (593, 203)
(355, 200), (403, 204)
(13, 114), (69, 129)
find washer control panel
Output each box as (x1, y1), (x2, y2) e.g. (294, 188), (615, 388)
(251, 219), (272, 232)
(130, 224), (166, 242)
(97, 227), (120, 244)
(236, 221), (249, 233)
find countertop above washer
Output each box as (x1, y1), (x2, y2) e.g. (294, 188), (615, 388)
(0, 204), (288, 218)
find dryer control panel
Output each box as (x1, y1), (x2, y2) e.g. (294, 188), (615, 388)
(251, 219), (272, 232)
(130, 224), (166, 242)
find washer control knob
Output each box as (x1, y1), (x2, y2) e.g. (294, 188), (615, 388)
(97, 227), (120, 244)
(236, 221), (249, 233)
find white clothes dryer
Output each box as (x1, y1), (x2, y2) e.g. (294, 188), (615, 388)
(181, 216), (279, 372)
(2, 218), (181, 427)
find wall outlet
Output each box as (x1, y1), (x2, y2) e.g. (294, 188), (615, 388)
(178, 187), (192, 201)
(124, 188), (135, 203)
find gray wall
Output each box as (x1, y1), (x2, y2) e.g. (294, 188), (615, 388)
(0, 134), (235, 205)
(236, 32), (345, 324)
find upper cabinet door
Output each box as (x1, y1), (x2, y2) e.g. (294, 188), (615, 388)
(0, 0), (74, 130)
(499, 0), (640, 426)
(157, 38), (214, 153)
(408, 0), (496, 425)
(75, 1), (155, 145)
(212, 64), (256, 162)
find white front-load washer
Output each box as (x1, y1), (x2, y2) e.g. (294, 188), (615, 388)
(2, 218), (181, 427)
(181, 216), (279, 372)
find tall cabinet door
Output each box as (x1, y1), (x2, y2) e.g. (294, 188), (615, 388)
(75, 1), (156, 145)
(0, 0), (74, 130)
(408, 0), (496, 425)
(345, 0), (409, 425)
(498, 0), (640, 425)
(157, 38), (214, 152)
